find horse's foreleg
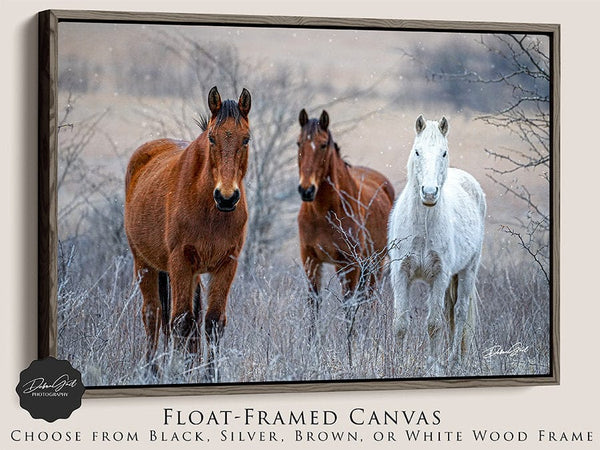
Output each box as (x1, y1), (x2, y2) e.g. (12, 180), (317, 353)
(168, 252), (198, 355)
(337, 263), (360, 304)
(453, 268), (477, 361)
(360, 253), (385, 313)
(301, 249), (322, 321)
(205, 258), (237, 343)
(204, 258), (237, 381)
(444, 274), (458, 347)
(390, 257), (411, 341)
(366, 256), (384, 297)
(336, 262), (361, 330)
(427, 273), (451, 357)
(135, 260), (161, 371)
(335, 261), (361, 366)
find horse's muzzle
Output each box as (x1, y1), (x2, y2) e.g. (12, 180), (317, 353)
(298, 184), (316, 202)
(214, 188), (240, 212)
(420, 185), (439, 207)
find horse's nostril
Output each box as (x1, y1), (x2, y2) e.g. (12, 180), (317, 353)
(421, 186), (439, 197)
(214, 189), (239, 202)
(298, 184), (316, 201)
(214, 189), (240, 211)
(214, 189), (223, 202)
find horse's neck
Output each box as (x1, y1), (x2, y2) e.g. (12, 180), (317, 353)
(178, 135), (214, 196)
(314, 153), (356, 214)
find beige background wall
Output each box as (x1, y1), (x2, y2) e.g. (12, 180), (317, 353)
(1, 0), (598, 448)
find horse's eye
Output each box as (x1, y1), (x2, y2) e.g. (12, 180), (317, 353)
(242, 137), (250, 146)
(442, 151), (447, 157)
(209, 136), (216, 145)
(415, 150), (420, 156)
(320, 143), (327, 150)
(296, 141), (301, 147)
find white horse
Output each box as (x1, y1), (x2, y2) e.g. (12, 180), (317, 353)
(388, 115), (486, 362)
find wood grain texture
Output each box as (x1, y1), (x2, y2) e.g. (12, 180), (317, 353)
(84, 374), (560, 398)
(550, 26), (561, 386)
(38, 10), (58, 359)
(38, 9), (560, 396)
(46, 9), (559, 33)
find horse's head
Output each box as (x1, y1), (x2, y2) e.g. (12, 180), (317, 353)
(205, 86), (251, 212)
(409, 115), (449, 207)
(296, 109), (336, 202)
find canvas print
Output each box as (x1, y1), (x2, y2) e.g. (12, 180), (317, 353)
(54, 19), (553, 388)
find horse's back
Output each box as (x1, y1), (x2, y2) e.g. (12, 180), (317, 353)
(125, 138), (189, 269)
(446, 167), (486, 219)
(350, 165), (395, 205)
(348, 165), (395, 253)
(444, 168), (486, 269)
(125, 139), (188, 192)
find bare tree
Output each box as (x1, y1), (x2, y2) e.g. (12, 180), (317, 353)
(475, 35), (550, 282)
(402, 34), (551, 281)
(476, 35), (550, 282)
(57, 92), (131, 284)
(310, 179), (390, 366)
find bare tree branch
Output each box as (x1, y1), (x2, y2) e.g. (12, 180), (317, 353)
(404, 34), (551, 279)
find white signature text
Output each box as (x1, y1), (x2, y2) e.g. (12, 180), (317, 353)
(22, 374), (77, 394)
(483, 342), (529, 359)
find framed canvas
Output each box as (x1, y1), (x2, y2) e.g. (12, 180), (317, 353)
(38, 10), (559, 396)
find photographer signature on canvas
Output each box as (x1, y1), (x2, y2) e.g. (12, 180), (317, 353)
(483, 342), (529, 359)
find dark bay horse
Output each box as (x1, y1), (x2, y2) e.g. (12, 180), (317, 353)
(124, 86), (251, 370)
(296, 109), (395, 320)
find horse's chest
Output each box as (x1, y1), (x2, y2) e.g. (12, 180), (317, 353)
(399, 236), (445, 282)
(300, 211), (361, 262)
(168, 207), (246, 269)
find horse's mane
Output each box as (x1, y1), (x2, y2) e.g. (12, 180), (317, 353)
(195, 99), (243, 132)
(333, 142), (351, 167)
(216, 100), (243, 126)
(195, 115), (209, 131)
(303, 119), (351, 167)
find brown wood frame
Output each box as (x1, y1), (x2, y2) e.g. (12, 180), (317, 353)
(38, 9), (560, 397)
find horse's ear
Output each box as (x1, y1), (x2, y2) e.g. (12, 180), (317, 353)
(238, 88), (251, 118)
(415, 115), (426, 134)
(208, 86), (222, 117)
(439, 116), (449, 136)
(299, 109), (309, 127)
(319, 110), (329, 131)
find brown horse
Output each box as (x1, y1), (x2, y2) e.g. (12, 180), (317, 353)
(296, 109), (395, 320)
(124, 86), (251, 370)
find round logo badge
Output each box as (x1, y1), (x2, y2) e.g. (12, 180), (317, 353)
(16, 357), (85, 422)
